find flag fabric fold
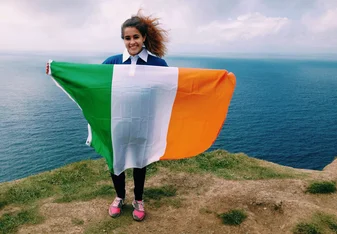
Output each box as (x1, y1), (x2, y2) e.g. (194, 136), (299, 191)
(48, 61), (236, 175)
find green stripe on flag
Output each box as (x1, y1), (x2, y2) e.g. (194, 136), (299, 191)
(50, 61), (114, 171)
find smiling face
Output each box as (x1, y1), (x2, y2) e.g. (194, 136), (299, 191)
(123, 27), (146, 56)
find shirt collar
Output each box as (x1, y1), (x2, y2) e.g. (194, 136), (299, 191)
(122, 48), (148, 63)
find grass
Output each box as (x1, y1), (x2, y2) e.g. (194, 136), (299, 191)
(293, 223), (321, 234)
(219, 209), (247, 226)
(2, 180), (54, 205)
(54, 184), (114, 203)
(306, 181), (336, 194)
(313, 213), (337, 233)
(0, 160), (111, 207)
(0, 201), (8, 210)
(156, 150), (303, 180)
(144, 185), (178, 208)
(0, 150), (300, 208)
(144, 185), (177, 200)
(293, 212), (337, 234)
(0, 207), (44, 234)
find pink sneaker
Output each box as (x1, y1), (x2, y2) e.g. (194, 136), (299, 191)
(109, 197), (124, 218)
(132, 200), (146, 221)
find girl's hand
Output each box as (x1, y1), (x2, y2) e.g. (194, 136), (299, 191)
(46, 63), (49, 74)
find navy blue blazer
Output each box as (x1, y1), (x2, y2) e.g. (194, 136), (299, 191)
(102, 54), (168, 66)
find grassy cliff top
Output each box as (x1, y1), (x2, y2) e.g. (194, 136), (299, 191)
(1, 150), (336, 234)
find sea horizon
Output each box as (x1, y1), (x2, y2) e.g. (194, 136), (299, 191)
(2, 50), (337, 61)
(1, 51), (337, 183)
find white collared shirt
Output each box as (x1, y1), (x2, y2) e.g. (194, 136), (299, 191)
(122, 48), (149, 64)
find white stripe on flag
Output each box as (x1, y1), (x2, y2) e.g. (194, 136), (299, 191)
(111, 65), (178, 175)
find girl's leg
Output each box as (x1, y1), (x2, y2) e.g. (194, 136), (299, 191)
(133, 167), (147, 201)
(132, 167), (147, 221)
(111, 172), (126, 199)
(109, 172), (126, 218)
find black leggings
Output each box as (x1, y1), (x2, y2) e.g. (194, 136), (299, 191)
(110, 167), (147, 201)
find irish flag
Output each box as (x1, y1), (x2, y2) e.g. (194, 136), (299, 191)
(48, 61), (236, 175)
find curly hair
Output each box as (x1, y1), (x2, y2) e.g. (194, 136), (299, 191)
(121, 10), (168, 58)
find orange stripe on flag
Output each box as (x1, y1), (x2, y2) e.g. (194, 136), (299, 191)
(160, 68), (236, 160)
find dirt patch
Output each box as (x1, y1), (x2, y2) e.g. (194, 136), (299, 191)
(323, 159), (337, 176)
(18, 198), (109, 234)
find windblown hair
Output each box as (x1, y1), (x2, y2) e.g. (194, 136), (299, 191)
(121, 10), (168, 58)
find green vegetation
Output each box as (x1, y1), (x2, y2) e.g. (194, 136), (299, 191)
(313, 213), (337, 233)
(293, 212), (337, 234)
(144, 185), (179, 208)
(306, 181), (336, 194)
(0, 201), (8, 210)
(0, 207), (44, 234)
(0, 160), (112, 207)
(293, 223), (321, 234)
(219, 209), (247, 225)
(54, 184), (114, 203)
(156, 150), (303, 180)
(0, 150), (302, 209)
(144, 185), (177, 200)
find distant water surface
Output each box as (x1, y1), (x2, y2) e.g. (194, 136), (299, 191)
(0, 52), (337, 182)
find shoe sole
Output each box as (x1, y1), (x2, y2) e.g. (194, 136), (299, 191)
(109, 206), (123, 218)
(132, 214), (145, 221)
(110, 213), (121, 218)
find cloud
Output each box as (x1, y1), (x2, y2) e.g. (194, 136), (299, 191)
(0, 0), (336, 54)
(0, 0), (140, 52)
(296, 5), (337, 51)
(303, 8), (337, 33)
(196, 12), (289, 43)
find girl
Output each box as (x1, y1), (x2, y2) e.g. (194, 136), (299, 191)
(103, 11), (169, 221)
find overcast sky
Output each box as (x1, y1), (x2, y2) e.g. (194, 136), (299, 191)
(1, 0), (337, 56)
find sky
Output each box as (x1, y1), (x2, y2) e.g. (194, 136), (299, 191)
(1, 0), (337, 56)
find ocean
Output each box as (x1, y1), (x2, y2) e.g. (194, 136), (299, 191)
(1, 52), (337, 183)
